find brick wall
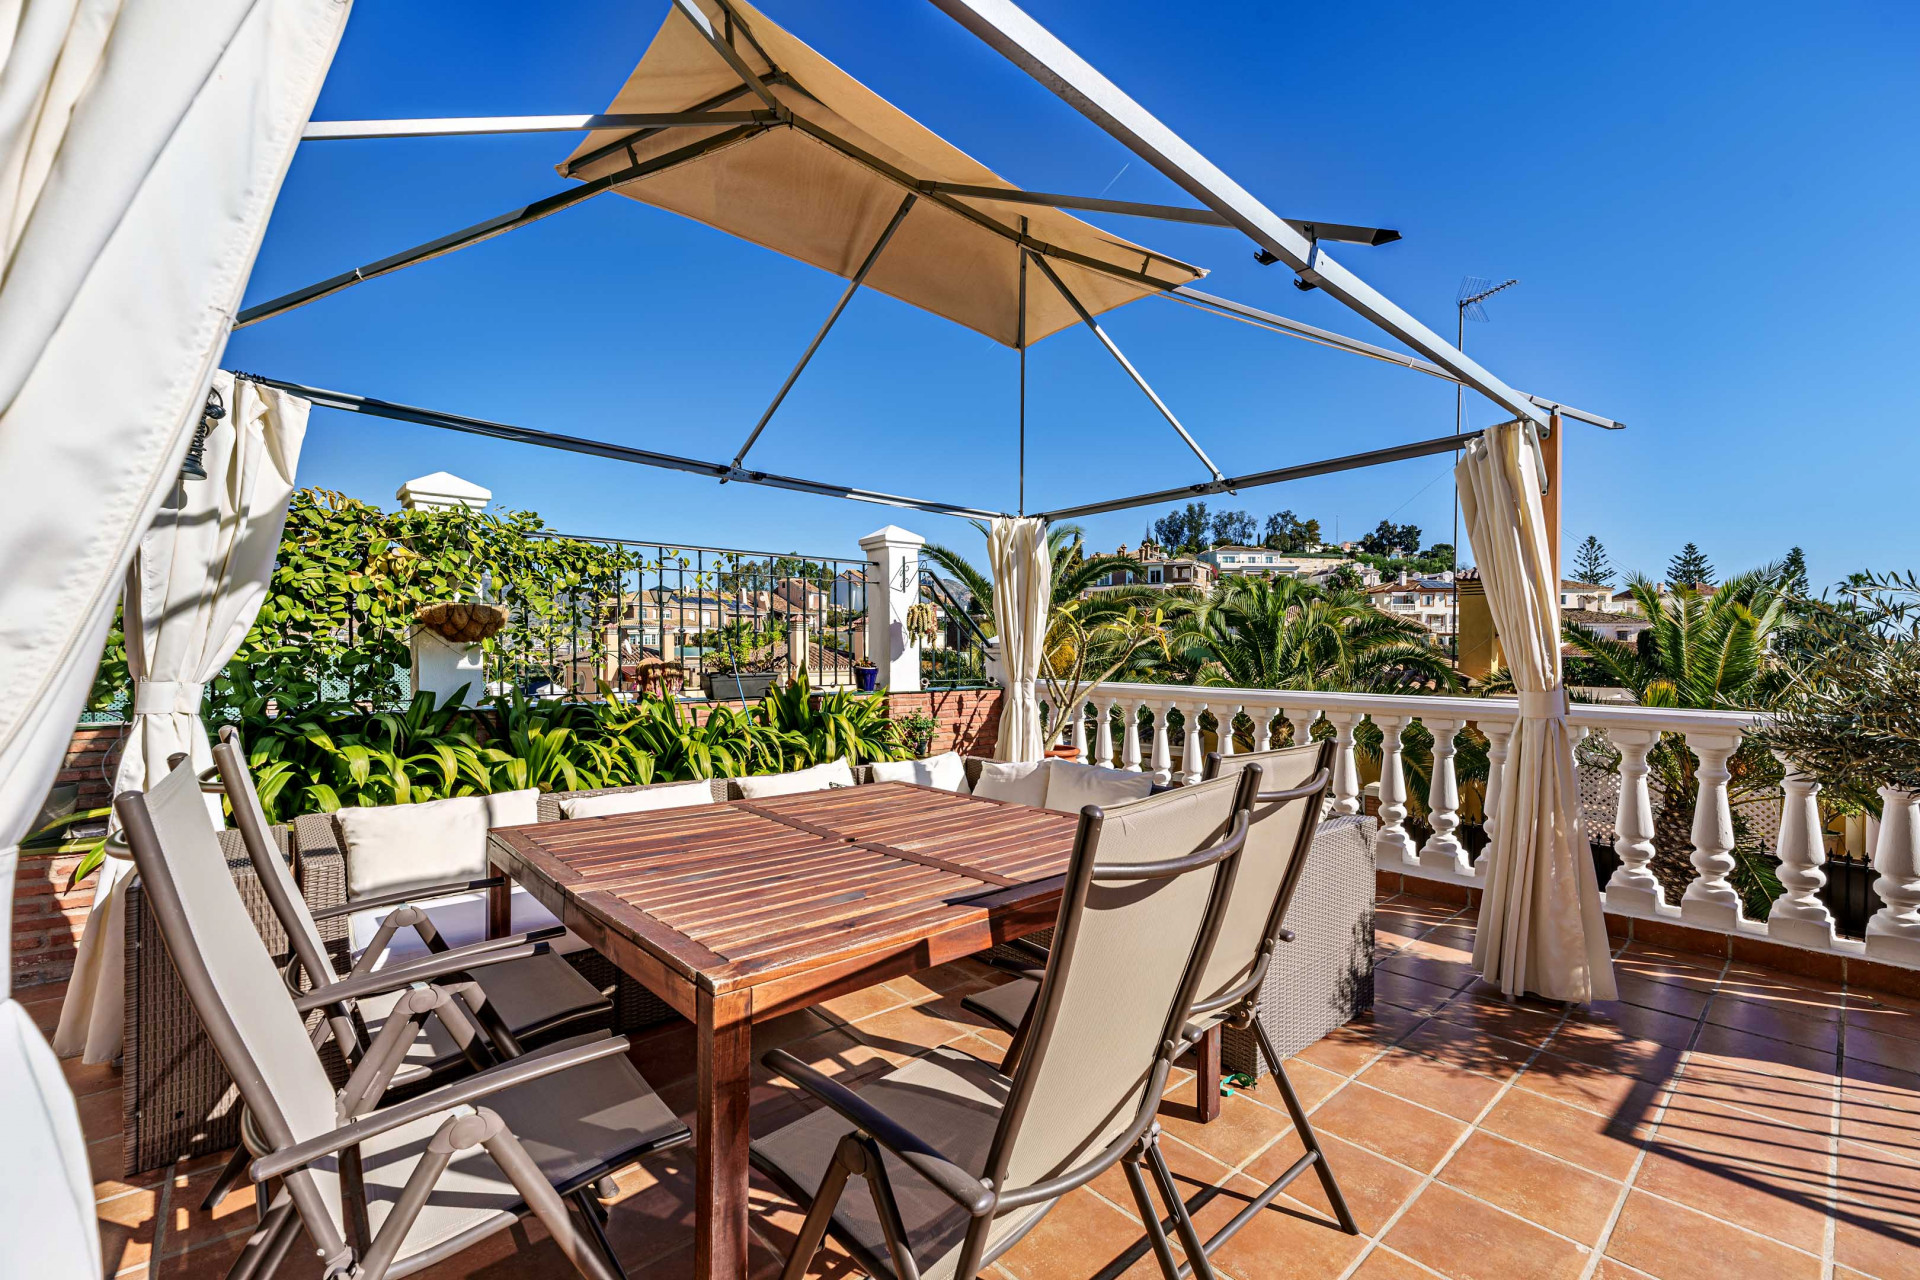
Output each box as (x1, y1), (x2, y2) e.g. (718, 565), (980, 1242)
(11, 722), (126, 988)
(885, 688), (1002, 759)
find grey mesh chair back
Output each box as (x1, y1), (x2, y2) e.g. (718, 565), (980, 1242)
(989, 768), (1258, 1195)
(1197, 741), (1335, 1011)
(214, 727), (340, 990)
(117, 759), (356, 1260)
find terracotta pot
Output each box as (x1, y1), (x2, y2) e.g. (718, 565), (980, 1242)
(416, 601), (508, 643)
(1045, 746), (1081, 761)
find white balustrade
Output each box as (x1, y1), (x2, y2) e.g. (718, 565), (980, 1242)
(1867, 787), (1920, 965)
(1418, 719), (1468, 875)
(1372, 714), (1415, 864)
(1603, 728), (1663, 914)
(1679, 730), (1746, 928)
(1058, 679), (1917, 973)
(1767, 756), (1834, 948)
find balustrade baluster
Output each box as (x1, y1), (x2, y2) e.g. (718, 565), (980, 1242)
(1095, 699), (1117, 769)
(1179, 703), (1206, 784)
(1478, 719), (1515, 877)
(1767, 754), (1834, 948)
(1602, 728), (1662, 913)
(1418, 719), (1468, 875)
(1323, 712), (1361, 816)
(1264, 709), (1283, 750)
(1122, 702), (1144, 772)
(1150, 703), (1173, 784)
(1867, 786), (1920, 964)
(1372, 714), (1415, 863)
(1679, 730), (1745, 927)
(1286, 707), (1320, 752)
(1069, 700), (1087, 758)
(1218, 705), (1240, 763)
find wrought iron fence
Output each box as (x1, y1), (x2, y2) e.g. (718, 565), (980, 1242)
(495, 534), (872, 703)
(918, 566), (995, 690)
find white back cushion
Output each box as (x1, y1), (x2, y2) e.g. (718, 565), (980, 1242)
(869, 752), (971, 794)
(972, 758), (1050, 807)
(735, 757), (856, 799)
(560, 780), (715, 818)
(337, 788), (539, 897)
(1043, 760), (1155, 814)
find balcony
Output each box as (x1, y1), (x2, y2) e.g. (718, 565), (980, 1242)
(60, 880), (1920, 1280)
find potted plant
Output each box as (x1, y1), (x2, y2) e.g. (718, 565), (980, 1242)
(894, 707), (939, 757)
(853, 659), (880, 692)
(702, 665), (779, 703)
(1038, 601), (1170, 763)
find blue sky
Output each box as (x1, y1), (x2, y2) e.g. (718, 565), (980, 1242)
(228, 1), (1920, 591)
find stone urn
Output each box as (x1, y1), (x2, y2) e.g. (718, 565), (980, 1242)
(415, 601), (508, 644)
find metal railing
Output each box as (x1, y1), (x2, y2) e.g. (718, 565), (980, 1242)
(918, 568), (995, 690)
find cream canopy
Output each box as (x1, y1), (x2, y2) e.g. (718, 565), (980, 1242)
(561, 0), (1204, 350)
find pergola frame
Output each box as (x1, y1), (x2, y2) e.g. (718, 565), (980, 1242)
(240, 0), (1622, 526)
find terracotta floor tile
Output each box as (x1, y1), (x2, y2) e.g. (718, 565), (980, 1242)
(1206, 1179), (1371, 1280)
(814, 980), (913, 1024)
(1377, 970), (1468, 1017)
(1603, 1189), (1821, 1280)
(1611, 972), (1712, 1021)
(1668, 1058), (1836, 1134)
(1377, 950), (1480, 993)
(1655, 1087), (1835, 1167)
(1384, 1182), (1590, 1280)
(1246, 1131), (1422, 1236)
(1632, 1146), (1830, 1252)
(1432, 989), (1565, 1047)
(1593, 1258), (1661, 1280)
(1558, 998), (1702, 1051)
(1156, 1089), (1297, 1167)
(1849, 1026), (1920, 1076)
(1400, 1016), (1539, 1076)
(1842, 1066), (1920, 1160)
(1311, 1082), (1469, 1173)
(1612, 945), (1723, 992)
(1703, 994), (1843, 1052)
(1480, 1087), (1645, 1181)
(1273, 1059), (1348, 1111)
(1355, 1047), (1508, 1120)
(993, 1187), (1165, 1280)
(1847, 989), (1920, 1043)
(1692, 1021), (1839, 1081)
(1348, 1246), (1445, 1279)
(1085, 1132), (1234, 1221)
(847, 994), (987, 1055)
(1438, 1130), (1621, 1243)
(1834, 1140), (1920, 1280)
(1512, 1048), (1675, 1121)
(1295, 1008), (1425, 1077)
(1721, 961), (1847, 1003)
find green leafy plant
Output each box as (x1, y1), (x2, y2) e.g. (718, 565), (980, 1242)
(758, 667), (907, 766)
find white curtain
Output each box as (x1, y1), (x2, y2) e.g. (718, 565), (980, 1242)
(0, 0), (348, 1272)
(54, 374), (309, 1064)
(1457, 420), (1616, 1003)
(989, 516), (1050, 763)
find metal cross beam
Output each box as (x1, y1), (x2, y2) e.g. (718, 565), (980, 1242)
(1026, 249), (1226, 485)
(301, 112), (774, 141)
(235, 124), (765, 329)
(928, 0), (1549, 429)
(1035, 432), (1474, 522)
(926, 184), (1400, 245)
(1169, 287), (1625, 430)
(730, 192), (919, 471)
(669, 0), (785, 113)
(246, 375), (1006, 520)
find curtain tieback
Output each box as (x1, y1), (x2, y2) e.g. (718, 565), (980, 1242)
(132, 680), (204, 715)
(1516, 688), (1568, 720)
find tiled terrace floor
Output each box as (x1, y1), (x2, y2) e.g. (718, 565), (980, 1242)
(34, 888), (1920, 1279)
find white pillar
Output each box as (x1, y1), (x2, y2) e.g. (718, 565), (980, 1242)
(1479, 718), (1515, 880)
(1679, 731), (1745, 928)
(1286, 706), (1320, 751)
(1418, 719), (1468, 875)
(859, 525), (924, 694)
(1767, 755), (1835, 949)
(1604, 728), (1664, 914)
(1324, 711), (1361, 816)
(1372, 714), (1415, 863)
(1095, 698), (1118, 768)
(1149, 702), (1174, 784)
(410, 629), (488, 707)
(1218, 705), (1240, 763)
(1180, 702), (1207, 783)
(1122, 701), (1145, 772)
(1866, 787), (1920, 965)
(1069, 699), (1088, 757)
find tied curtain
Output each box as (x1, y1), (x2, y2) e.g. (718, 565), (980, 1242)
(0, 0), (348, 1270)
(989, 516), (1049, 762)
(1457, 419), (1616, 1003)
(54, 373), (309, 1064)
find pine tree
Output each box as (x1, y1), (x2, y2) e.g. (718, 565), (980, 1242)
(1571, 535), (1614, 587)
(1781, 546), (1810, 596)
(1666, 543), (1716, 590)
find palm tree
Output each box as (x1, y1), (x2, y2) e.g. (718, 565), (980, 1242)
(1563, 566), (1797, 912)
(1166, 576), (1455, 693)
(921, 522), (1156, 633)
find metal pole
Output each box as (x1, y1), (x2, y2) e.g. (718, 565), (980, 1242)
(1018, 217), (1028, 515)
(730, 193), (917, 470)
(301, 112), (772, 141)
(1452, 306), (1464, 661)
(235, 124), (764, 329)
(1025, 250), (1226, 484)
(927, 0), (1549, 428)
(669, 0), (784, 112)
(926, 184), (1400, 243)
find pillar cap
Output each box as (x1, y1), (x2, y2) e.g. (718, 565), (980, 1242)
(397, 471), (491, 511)
(859, 524), (925, 551)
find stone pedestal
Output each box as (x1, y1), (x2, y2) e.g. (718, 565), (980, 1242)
(858, 525), (924, 693)
(411, 629), (486, 706)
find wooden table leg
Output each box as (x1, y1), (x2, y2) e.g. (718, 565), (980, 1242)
(485, 871), (512, 940)
(696, 987), (754, 1280)
(1194, 1023), (1223, 1123)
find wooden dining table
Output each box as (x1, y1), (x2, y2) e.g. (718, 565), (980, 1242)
(485, 781), (1083, 1279)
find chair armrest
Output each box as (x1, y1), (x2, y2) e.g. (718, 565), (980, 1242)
(309, 876), (509, 920)
(250, 1033), (632, 1181)
(295, 938), (552, 1010)
(762, 1049), (995, 1216)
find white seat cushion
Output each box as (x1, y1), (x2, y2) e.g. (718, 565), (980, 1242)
(559, 780), (714, 819)
(971, 759), (1050, 807)
(1042, 761), (1155, 814)
(735, 757), (856, 799)
(869, 752), (971, 794)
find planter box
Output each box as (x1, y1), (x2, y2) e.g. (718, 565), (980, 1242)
(701, 671), (777, 703)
